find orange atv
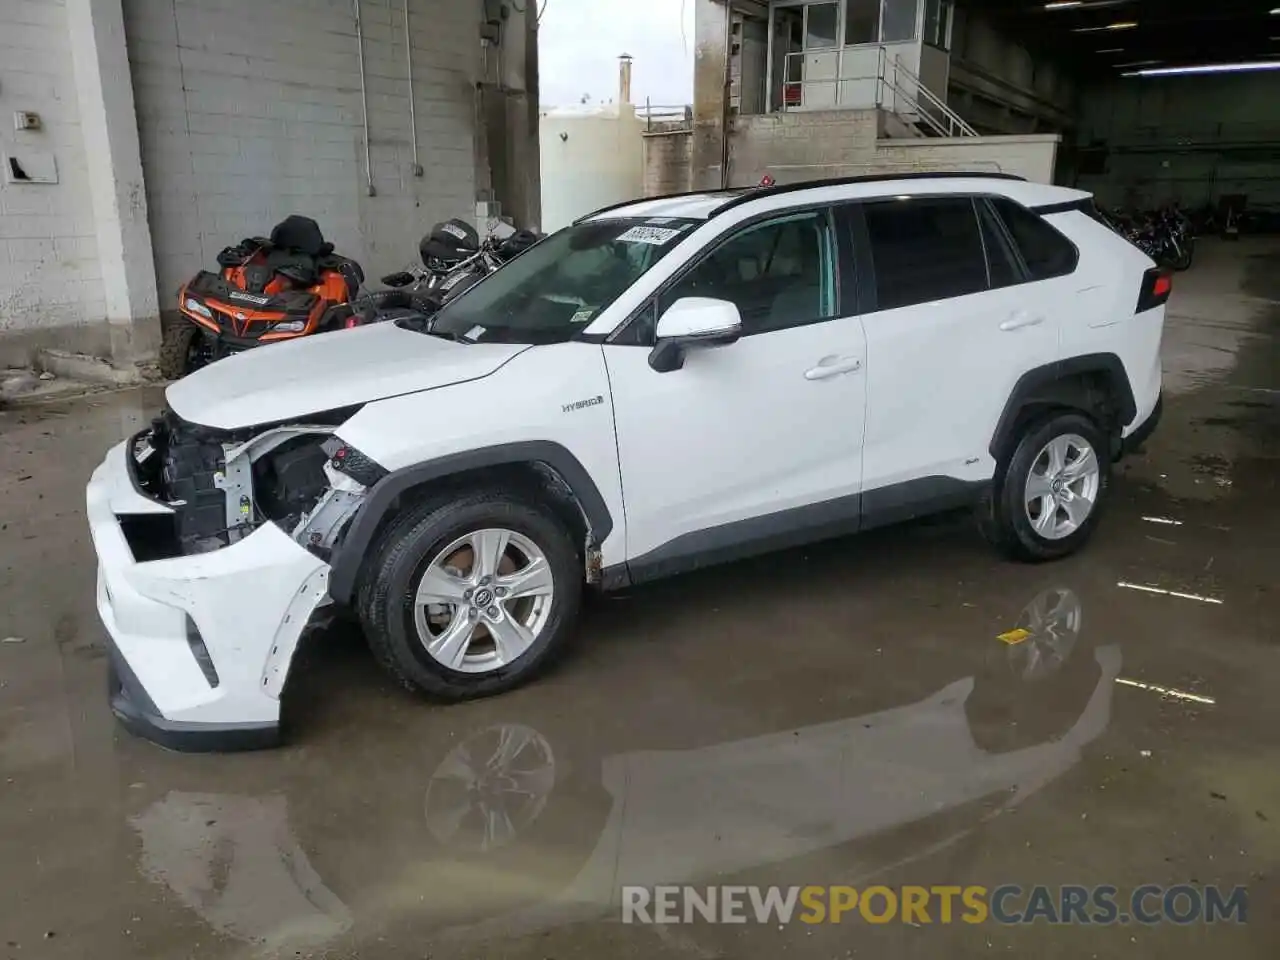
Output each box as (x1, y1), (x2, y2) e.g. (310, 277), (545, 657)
(160, 215), (365, 378)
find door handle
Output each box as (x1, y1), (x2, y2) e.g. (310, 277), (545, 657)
(805, 355), (863, 380)
(1000, 312), (1045, 331)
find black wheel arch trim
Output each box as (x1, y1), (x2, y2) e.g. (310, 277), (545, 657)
(327, 441), (614, 606)
(990, 353), (1137, 460)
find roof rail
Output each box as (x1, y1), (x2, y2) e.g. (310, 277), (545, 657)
(711, 170), (1028, 217)
(573, 171), (1027, 226)
(572, 187), (748, 224)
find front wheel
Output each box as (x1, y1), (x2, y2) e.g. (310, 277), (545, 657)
(358, 490), (582, 700)
(980, 412), (1110, 562)
(158, 323), (208, 379)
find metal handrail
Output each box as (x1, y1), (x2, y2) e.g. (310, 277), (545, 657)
(640, 98), (693, 132)
(889, 56), (978, 137)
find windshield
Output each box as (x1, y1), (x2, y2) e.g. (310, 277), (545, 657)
(429, 217), (699, 344)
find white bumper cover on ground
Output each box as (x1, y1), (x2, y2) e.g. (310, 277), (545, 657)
(87, 440), (330, 750)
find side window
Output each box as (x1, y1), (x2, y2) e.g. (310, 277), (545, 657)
(661, 210), (837, 336)
(990, 197), (1079, 280)
(863, 197), (988, 310)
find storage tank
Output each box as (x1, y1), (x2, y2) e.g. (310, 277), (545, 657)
(540, 56), (645, 233)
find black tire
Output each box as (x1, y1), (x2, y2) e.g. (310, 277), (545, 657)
(158, 323), (199, 379)
(357, 488), (582, 701)
(1173, 238), (1194, 272)
(980, 411), (1111, 563)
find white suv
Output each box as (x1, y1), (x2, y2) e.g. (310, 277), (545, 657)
(85, 173), (1166, 750)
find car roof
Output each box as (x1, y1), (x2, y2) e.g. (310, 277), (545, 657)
(583, 174), (1088, 223)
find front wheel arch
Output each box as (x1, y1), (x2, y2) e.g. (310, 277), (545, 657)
(328, 443), (612, 607)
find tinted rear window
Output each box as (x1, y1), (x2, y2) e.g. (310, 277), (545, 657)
(990, 197), (1079, 281)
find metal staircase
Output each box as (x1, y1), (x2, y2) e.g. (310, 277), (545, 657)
(878, 50), (977, 138)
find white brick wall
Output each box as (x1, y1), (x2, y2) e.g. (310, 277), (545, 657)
(123, 0), (480, 302)
(0, 0), (110, 351)
(728, 112), (1059, 187)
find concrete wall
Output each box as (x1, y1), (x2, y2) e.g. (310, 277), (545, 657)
(1075, 73), (1280, 209)
(123, 0), (480, 309)
(727, 109), (881, 186)
(691, 0), (732, 190)
(0, 0), (112, 363)
(642, 128), (694, 197)
(726, 110), (1059, 186)
(948, 6), (1076, 135)
(870, 134), (1059, 184)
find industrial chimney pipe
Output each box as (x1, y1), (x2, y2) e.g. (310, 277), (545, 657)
(619, 53), (634, 106)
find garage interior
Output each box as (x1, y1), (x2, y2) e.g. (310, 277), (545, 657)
(2, 1), (1280, 958)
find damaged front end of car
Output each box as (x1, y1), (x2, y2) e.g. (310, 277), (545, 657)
(128, 408), (382, 566)
(88, 406), (387, 750)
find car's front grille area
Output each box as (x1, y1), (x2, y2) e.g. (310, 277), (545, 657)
(119, 513), (183, 562)
(131, 413), (241, 556)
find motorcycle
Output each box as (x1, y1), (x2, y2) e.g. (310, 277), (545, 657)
(161, 216), (365, 378)
(371, 219), (542, 324)
(1096, 204), (1193, 273)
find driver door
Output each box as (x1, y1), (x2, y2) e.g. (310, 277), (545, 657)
(603, 206), (868, 576)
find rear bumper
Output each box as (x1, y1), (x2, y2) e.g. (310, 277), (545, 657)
(1120, 391), (1162, 457)
(88, 440), (330, 751)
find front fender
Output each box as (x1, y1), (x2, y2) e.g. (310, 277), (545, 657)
(326, 441), (614, 606)
(327, 343), (624, 605)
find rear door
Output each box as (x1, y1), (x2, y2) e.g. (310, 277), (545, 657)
(853, 195), (1061, 514)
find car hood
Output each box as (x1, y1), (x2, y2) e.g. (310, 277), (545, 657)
(166, 323), (530, 430)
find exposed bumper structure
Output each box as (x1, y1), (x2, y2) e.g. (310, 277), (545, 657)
(87, 440), (330, 751)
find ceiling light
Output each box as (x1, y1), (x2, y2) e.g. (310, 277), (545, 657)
(1124, 60), (1280, 76)
(1097, 47), (1124, 53)
(1114, 59), (1161, 68)
(1072, 21), (1137, 32)
(1044, 1), (1083, 8)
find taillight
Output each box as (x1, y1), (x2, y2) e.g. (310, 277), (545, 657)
(1137, 268), (1172, 312)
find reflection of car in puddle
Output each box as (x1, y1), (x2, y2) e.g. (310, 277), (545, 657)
(424, 723), (557, 853)
(131, 587), (1117, 949)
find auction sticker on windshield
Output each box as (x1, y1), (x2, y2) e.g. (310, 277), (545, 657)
(618, 225), (683, 245)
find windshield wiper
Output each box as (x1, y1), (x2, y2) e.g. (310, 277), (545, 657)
(393, 314), (465, 342)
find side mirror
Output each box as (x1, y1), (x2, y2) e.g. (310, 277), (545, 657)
(648, 297), (742, 373)
(381, 272), (416, 288)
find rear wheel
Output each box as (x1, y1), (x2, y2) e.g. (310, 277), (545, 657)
(981, 412), (1110, 562)
(358, 489), (582, 700)
(1173, 237), (1194, 271)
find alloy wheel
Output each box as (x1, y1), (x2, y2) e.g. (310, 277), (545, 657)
(1023, 434), (1101, 541)
(413, 528), (555, 673)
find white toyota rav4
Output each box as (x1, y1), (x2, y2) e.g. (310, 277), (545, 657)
(86, 173), (1166, 750)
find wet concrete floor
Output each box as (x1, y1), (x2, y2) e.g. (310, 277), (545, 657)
(1, 239), (1278, 958)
